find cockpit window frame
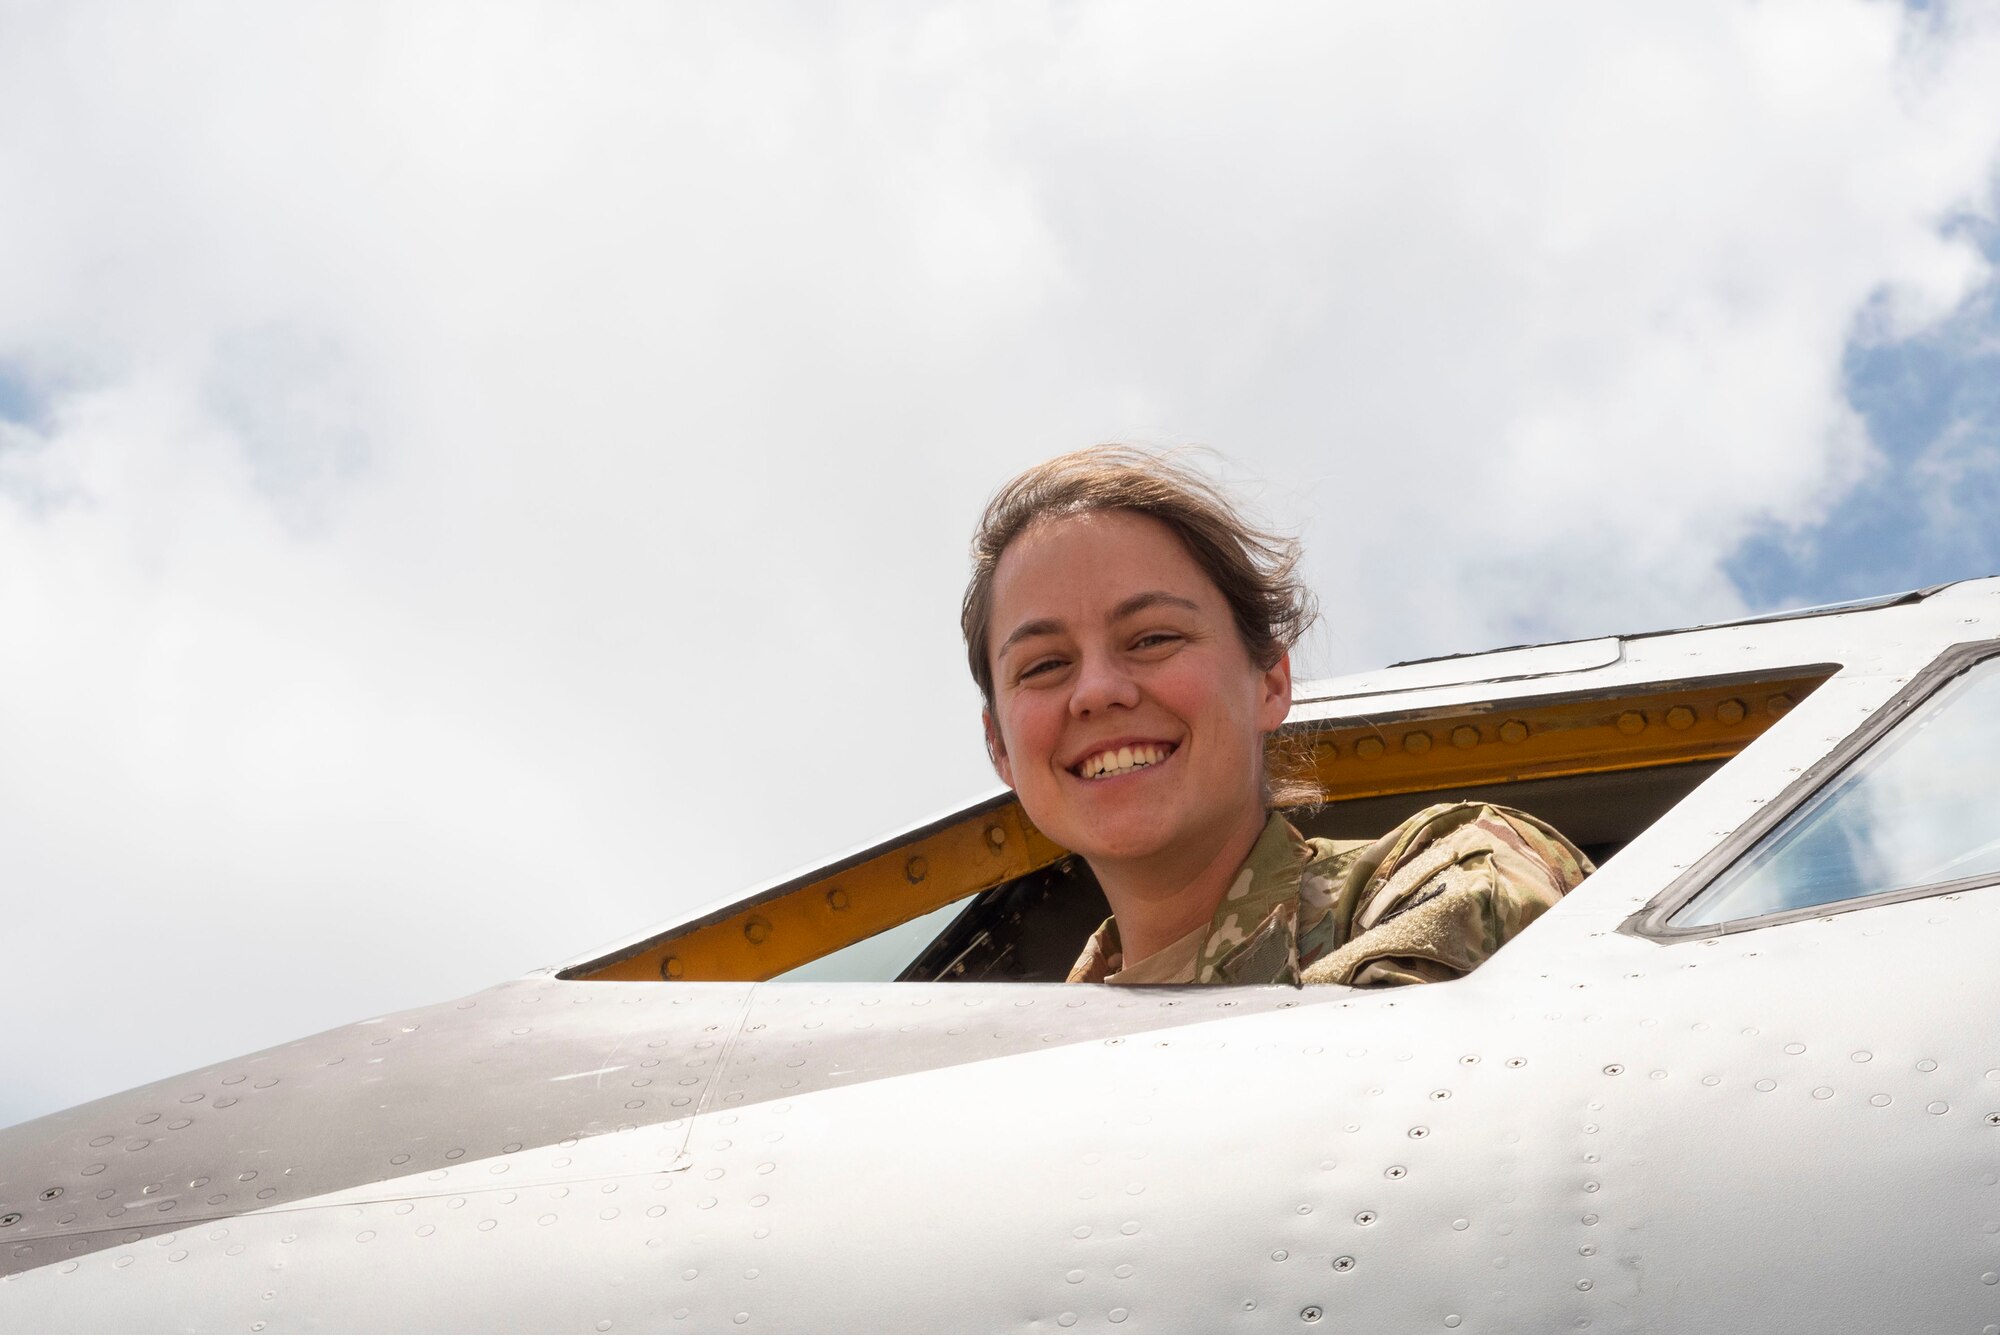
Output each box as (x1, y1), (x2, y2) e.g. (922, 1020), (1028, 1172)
(565, 664), (1837, 984)
(1625, 639), (2000, 942)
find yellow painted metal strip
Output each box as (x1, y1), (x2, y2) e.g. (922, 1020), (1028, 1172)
(1294, 674), (1830, 805)
(585, 800), (1067, 982)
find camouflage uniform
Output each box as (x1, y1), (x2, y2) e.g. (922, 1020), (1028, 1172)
(1067, 804), (1593, 987)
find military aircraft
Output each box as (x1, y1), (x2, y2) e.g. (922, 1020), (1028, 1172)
(7, 579), (2000, 1332)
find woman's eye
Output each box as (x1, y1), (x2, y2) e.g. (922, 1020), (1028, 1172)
(1019, 658), (1065, 680)
(1133, 632), (1182, 651)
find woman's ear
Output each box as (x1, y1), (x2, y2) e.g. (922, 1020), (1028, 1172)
(982, 708), (1016, 788)
(1258, 651), (1294, 733)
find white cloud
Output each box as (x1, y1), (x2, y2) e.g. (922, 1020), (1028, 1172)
(2, 0), (1999, 1124)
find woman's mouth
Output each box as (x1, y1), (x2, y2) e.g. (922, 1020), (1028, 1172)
(1071, 742), (1177, 780)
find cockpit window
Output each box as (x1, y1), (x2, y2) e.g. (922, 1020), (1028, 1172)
(567, 666), (1835, 984)
(1671, 651), (2000, 929)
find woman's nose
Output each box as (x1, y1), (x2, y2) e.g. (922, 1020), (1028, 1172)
(1070, 653), (1140, 717)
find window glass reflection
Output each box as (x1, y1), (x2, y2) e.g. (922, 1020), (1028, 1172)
(1675, 656), (2000, 926)
(771, 898), (968, 982)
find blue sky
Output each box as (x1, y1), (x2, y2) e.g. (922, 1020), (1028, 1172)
(1730, 229), (2000, 610)
(0, 362), (37, 425)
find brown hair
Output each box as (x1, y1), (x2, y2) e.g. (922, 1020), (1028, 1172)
(961, 445), (1322, 806)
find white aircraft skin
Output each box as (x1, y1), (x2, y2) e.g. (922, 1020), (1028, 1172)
(6, 580), (2000, 1332)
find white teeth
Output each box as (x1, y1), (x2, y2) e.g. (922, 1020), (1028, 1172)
(1077, 744), (1172, 778)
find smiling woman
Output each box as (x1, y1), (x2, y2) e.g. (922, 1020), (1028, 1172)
(962, 447), (1594, 986)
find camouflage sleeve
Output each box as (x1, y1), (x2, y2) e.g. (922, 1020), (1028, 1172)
(1299, 803), (1592, 988)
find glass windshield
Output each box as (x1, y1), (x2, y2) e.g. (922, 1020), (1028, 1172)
(1674, 655), (2000, 926)
(770, 898), (969, 982)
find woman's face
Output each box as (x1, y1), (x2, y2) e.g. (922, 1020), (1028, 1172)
(983, 509), (1291, 872)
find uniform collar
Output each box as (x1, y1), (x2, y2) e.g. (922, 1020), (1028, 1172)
(1195, 811), (1311, 984)
(1067, 812), (1309, 985)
